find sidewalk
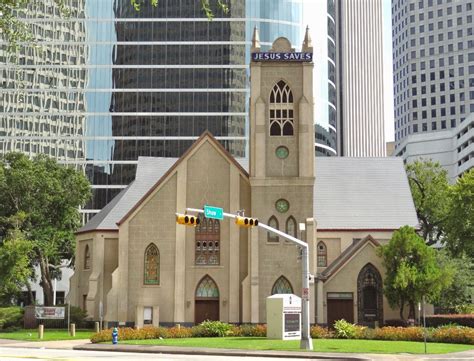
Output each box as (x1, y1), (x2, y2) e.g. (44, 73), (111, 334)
(0, 338), (90, 350)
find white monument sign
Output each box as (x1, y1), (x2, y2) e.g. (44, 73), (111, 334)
(266, 294), (301, 340)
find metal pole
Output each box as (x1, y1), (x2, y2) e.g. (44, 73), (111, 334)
(423, 295), (427, 354)
(300, 245), (313, 350)
(68, 302), (71, 335)
(186, 207), (312, 350)
(53, 278), (57, 306)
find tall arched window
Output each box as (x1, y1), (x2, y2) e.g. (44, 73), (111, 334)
(317, 241), (327, 267)
(269, 80), (294, 136)
(272, 276), (293, 294)
(267, 216), (279, 242)
(286, 216), (297, 238)
(195, 216), (220, 265)
(196, 275), (219, 298)
(84, 244), (91, 270)
(144, 244), (160, 285)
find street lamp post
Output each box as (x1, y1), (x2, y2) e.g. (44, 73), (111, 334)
(185, 207), (313, 350)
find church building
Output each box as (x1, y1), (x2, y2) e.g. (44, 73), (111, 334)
(68, 30), (419, 328)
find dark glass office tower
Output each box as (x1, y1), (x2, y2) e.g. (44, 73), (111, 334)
(0, 0), (303, 221)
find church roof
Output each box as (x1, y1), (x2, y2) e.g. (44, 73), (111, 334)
(314, 157), (418, 230)
(78, 152), (417, 234)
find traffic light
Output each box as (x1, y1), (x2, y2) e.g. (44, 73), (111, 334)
(176, 214), (200, 226)
(235, 216), (259, 227)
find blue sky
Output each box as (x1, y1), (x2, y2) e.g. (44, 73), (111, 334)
(303, 0), (394, 142)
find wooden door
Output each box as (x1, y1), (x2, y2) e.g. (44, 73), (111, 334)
(327, 299), (354, 328)
(195, 300), (219, 324)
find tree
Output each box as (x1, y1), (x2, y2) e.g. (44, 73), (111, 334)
(432, 250), (473, 312)
(405, 159), (450, 245)
(378, 226), (452, 321)
(0, 215), (33, 305)
(0, 153), (91, 305)
(1, 0), (228, 51)
(444, 168), (474, 258)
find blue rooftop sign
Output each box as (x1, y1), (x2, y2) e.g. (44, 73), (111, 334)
(252, 52), (312, 62)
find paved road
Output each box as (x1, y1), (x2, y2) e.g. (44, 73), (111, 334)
(0, 347), (333, 361)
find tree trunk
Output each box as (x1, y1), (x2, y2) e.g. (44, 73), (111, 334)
(38, 255), (54, 306)
(25, 282), (34, 305)
(399, 302), (405, 321)
(408, 301), (416, 321)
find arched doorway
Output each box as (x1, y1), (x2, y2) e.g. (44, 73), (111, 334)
(195, 275), (219, 324)
(357, 263), (383, 327)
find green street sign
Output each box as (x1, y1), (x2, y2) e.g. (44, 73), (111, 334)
(204, 205), (224, 220)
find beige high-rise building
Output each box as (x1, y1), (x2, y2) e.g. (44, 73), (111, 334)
(336, 0), (386, 156)
(69, 34), (418, 327)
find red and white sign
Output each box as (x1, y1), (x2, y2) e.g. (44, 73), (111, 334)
(302, 287), (309, 300)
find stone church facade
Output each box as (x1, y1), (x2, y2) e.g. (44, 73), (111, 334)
(68, 32), (419, 327)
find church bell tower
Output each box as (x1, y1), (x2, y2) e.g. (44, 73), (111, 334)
(245, 28), (315, 323)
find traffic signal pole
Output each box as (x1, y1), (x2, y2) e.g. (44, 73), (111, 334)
(185, 207), (312, 350)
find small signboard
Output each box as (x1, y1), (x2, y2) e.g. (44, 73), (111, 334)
(204, 205), (224, 220)
(35, 306), (65, 319)
(252, 52), (313, 62)
(302, 287), (309, 300)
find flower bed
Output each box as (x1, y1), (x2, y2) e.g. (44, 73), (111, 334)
(90, 320), (474, 345)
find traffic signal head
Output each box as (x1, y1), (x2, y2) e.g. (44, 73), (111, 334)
(235, 216), (259, 227)
(176, 214), (200, 226)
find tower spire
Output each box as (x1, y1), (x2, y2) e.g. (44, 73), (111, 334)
(251, 27), (261, 52)
(302, 25), (313, 52)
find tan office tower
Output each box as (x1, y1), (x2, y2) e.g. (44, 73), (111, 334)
(336, 0), (386, 156)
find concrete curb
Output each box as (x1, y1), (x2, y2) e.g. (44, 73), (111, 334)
(73, 343), (369, 360)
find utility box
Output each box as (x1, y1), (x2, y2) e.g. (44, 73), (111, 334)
(266, 294), (301, 340)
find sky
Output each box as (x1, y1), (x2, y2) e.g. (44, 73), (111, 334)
(303, 0), (394, 142)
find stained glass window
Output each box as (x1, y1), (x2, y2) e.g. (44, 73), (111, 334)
(144, 244), (160, 285)
(267, 216), (279, 242)
(272, 276), (293, 294)
(195, 216), (220, 265)
(286, 216), (297, 238)
(269, 80), (294, 136)
(317, 241), (327, 267)
(84, 244), (91, 270)
(196, 276), (219, 298)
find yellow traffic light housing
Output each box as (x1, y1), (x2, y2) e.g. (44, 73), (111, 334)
(235, 216), (259, 227)
(176, 213), (200, 227)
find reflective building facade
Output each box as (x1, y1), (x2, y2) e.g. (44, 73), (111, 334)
(0, 0), (302, 221)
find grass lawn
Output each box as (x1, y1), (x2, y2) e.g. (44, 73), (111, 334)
(122, 337), (474, 354)
(0, 329), (94, 341)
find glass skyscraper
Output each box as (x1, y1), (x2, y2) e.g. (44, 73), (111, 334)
(0, 0), (302, 221)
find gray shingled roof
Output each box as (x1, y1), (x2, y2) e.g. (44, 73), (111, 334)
(78, 158), (178, 233)
(314, 157), (418, 229)
(79, 156), (417, 233)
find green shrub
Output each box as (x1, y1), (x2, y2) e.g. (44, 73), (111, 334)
(454, 304), (474, 315)
(333, 319), (358, 339)
(426, 314), (474, 328)
(68, 306), (88, 327)
(90, 326), (169, 343)
(431, 325), (474, 344)
(195, 320), (232, 337)
(0, 307), (23, 330)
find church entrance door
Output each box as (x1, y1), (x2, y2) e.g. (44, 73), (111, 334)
(195, 275), (220, 324)
(327, 293), (354, 328)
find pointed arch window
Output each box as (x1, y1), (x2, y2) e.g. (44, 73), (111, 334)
(317, 241), (327, 267)
(267, 216), (279, 242)
(286, 216), (297, 238)
(272, 276), (293, 294)
(144, 244), (160, 285)
(196, 275), (219, 299)
(195, 216), (220, 265)
(84, 244), (91, 270)
(269, 80), (294, 136)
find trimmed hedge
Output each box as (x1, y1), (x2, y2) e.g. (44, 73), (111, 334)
(426, 315), (474, 328)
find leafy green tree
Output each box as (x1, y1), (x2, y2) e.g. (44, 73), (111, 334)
(0, 218), (33, 305)
(432, 250), (473, 312)
(405, 159), (450, 245)
(1, 0), (228, 51)
(0, 153), (90, 305)
(444, 168), (474, 258)
(379, 226), (452, 320)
